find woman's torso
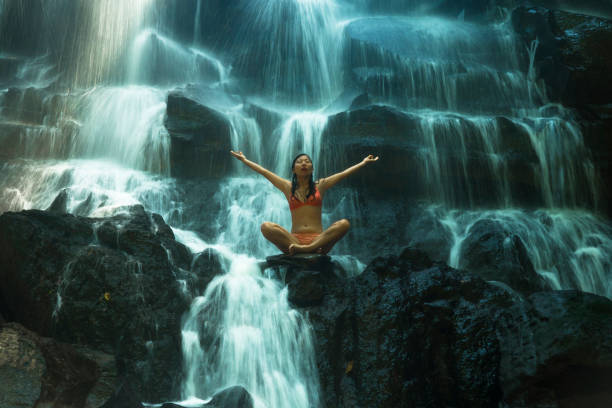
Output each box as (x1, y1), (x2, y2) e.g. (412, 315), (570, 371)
(287, 185), (323, 233)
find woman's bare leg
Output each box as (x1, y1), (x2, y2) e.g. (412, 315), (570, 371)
(261, 222), (299, 254)
(289, 219), (350, 255)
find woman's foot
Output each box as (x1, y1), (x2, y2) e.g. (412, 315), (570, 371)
(288, 243), (316, 255)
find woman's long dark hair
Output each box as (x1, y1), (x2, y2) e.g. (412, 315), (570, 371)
(291, 153), (316, 201)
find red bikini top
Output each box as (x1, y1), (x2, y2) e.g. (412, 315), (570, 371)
(289, 187), (322, 211)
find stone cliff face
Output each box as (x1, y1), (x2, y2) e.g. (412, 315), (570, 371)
(0, 206), (219, 402)
(2, 209), (611, 407)
(266, 250), (612, 408)
(511, 6), (612, 214)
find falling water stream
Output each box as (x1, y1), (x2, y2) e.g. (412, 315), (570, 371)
(1, 0), (611, 406)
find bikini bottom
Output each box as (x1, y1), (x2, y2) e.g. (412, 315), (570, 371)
(292, 232), (320, 245)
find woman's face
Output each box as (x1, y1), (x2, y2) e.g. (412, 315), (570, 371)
(293, 155), (313, 176)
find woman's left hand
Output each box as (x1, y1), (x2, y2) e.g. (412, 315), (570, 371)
(362, 154), (379, 164)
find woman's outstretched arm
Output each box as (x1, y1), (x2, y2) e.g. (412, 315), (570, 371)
(230, 150), (291, 195)
(318, 154), (379, 194)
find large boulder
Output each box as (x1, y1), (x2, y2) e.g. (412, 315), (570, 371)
(0, 323), (47, 408)
(457, 218), (548, 294)
(511, 7), (612, 108)
(265, 248), (612, 407)
(0, 322), (116, 408)
(524, 0), (612, 22)
(165, 90), (232, 179)
(322, 105), (541, 207)
(204, 385), (254, 408)
(405, 206), (455, 263)
(511, 6), (612, 217)
(0, 87), (77, 161)
(0, 206), (221, 401)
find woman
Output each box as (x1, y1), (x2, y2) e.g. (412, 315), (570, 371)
(230, 150), (379, 255)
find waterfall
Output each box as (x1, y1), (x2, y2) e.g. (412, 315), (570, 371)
(71, 86), (170, 173)
(229, 0), (344, 106)
(181, 255), (320, 408)
(127, 29), (226, 86)
(1, 0), (611, 406)
(273, 111), (329, 175)
(438, 207), (612, 298)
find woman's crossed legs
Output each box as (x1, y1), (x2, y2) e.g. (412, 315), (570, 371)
(260, 219), (350, 255)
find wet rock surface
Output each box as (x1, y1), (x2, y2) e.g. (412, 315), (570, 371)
(512, 6), (612, 108)
(2, 207), (612, 407)
(266, 248), (612, 408)
(0, 322), (116, 408)
(457, 218), (548, 294)
(511, 6), (612, 215)
(204, 385), (254, 408)
(165, 90), (233, 179)
(0, 206), (222, 402)
(322, 105), (542, 206)
(158, 386), (253, 408)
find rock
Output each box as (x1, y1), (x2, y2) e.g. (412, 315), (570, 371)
(206, 385), (254, 408)
(47, 188), (69, 214)
(0, 87), (76, 162)
(243, 101), (284, 141)
(73, 192), (95, 216)
(343, 16), (538, 114)
(322, 105), (541, 206)
(349, 93), (370, 110)
(320, 105), (419, 192)
(0, 322), (117, 408)
(280, 248), (612, 407)
(157, 385), (253, 408)
(266, 253), (333, 270)
(500, 290), (612, 407)
(512, 7), (612, 108)
(526, 0), (612, 20)
(100, 380), (145, 408)
(0, 323), (46, 408)
(265, 254), (334, 307)
(0, 55), (21, 84)
(165, 90), (232, 179)
(190, 248), (225, 295)
(511, 6), (612, 217)
(1, 87), (46, 124)
(264, 254), (335, 307)
(406, 206), (454, 263)
(457, 218), (548, 294)
(0, 208), (192, 401)
(0, 120), (73, 161)
(76, 346), (117, 408)
(579, 114), (612, 216)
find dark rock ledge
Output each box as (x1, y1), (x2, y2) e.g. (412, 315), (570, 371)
(1, 208), (612, 407)
(264, 251), (612, 408)
(0, 206), (224, 404)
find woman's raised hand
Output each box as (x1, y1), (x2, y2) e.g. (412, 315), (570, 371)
(230, 150), (246, 162)
(362, 154), (379, 164)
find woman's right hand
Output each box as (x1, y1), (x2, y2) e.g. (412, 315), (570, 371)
(230, 150), (246, 162)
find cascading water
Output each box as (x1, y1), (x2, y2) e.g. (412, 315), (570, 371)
(1, 0), (611, 406)
(181, 254), (321, 408)
(227, 0), (344, 106)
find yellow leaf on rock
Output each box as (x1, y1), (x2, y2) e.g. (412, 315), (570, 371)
(103, 292), (111, 301)
(345, 360), (353, 374)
